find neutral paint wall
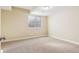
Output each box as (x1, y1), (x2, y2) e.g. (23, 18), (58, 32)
(0, 9), (1, 50)
(48, 7), (79, 43)
(0, 9), (1, 37)
(1, 7), (48, 42)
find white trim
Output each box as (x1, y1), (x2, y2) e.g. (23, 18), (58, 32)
(2, 35), (48, 43)
(51, 35), (79, 45)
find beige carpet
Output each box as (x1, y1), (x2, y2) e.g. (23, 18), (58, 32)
(2, 37), (79, 53)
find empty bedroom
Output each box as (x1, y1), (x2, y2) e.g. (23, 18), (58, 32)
(1, 6), (79, 53)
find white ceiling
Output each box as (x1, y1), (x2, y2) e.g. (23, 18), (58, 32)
(15, 6), (55, 16)
(1, 6), (79, 16)
(0, 6), (12, 10)
(16, 6), (37, 10)
(0, 6), (55, 16)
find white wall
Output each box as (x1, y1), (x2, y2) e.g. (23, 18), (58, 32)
(48, 7), (79, 43)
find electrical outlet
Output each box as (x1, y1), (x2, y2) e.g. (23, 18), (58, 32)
(0, 37), (6, 41)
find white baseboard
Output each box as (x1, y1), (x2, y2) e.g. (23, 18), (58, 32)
(3, 35), (48, 43)
(51, 35), (79, 45)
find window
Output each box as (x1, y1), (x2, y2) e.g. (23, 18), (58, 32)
(28, 15), (41, 27)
